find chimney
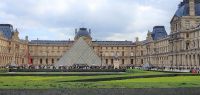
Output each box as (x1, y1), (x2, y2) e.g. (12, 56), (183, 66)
(189, 0), (195, 16)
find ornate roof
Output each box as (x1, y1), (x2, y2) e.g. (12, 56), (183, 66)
(0, 24), (13, 39)
(75, 28), (92, 39)
(151, 26), (168, 40)
(175, 0), (200, 17)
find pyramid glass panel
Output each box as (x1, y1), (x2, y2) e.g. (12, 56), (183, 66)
(55, 38), (102, 67)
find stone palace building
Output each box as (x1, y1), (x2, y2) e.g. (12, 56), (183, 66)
(1, 0), (200, 69)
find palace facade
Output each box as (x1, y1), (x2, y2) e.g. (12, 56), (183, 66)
(1, 0), (200, 69)
(0, 24), (29, 67)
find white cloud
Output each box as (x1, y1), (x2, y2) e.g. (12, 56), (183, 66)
(87, 0), (107, 12)
(47, 27), (75, 40)
(0, 0), (181, 41)
(105, 32), (145, 41)
(32, 0), (72, 16)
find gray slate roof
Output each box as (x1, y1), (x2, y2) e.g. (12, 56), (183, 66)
(151, 26), (168, 40)
(92, 41), (134, 46)
(29, 40), (74, 45)
(175, 0), (200, 17)
(75, 28), (92, 39)
(0, 24), (13, 39)
(29, 40), (134, 46)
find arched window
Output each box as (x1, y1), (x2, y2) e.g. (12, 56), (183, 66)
(131, 59), (134, 64)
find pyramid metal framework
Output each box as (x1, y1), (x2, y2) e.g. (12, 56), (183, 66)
(55, 38), (102, 67)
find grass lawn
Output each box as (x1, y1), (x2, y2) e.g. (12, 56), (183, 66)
(102, 76), (200, 88)
(0, 70), (199, 89)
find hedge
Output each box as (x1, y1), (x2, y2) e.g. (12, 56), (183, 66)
(0, 68), (9, 72)
(9, 69), (126, 72)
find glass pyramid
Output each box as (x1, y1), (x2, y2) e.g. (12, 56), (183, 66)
(55, 37), (102, 67)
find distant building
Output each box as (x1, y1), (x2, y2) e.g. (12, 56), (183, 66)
(0, 24), (29, 67)
(0, 0), (200, 69)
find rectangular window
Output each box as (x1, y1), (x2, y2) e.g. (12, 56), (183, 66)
(52, 59), (54, 64)
(122, 51), (124, 56)
(186, 33), (189, 38)
(106, 59), (108, 64)
(46, 59), (48, 64)
(40, 59), (42, 64)
(111, 59), (114, 64)
(131, 52), (134, 56)
(122, 59), (125, 64)
(22, 58), (24, 64)
(186, 43), (189, 50)
(31, 58), (33, 64)
(141, 51), (143, 56)
(131, 59), (134, 64)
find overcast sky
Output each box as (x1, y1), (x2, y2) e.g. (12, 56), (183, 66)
(0, 0), (182, 41)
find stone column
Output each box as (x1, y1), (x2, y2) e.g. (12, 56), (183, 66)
(0, 55), (1, 66)
(1, 56), (2, 66)
(158, 57), (160, 67)
(195, 54), (198, 67)
(3, 56), (5, 65)
(198, 55), (200, 68)
(190, 55), (193, 68)
(0, 55), (1, 65)
(5, 56), (7, 66)
(174, 55), (177, 68)
(3, 56), (5, 66)
(192, 55), (195, 67)
(187, 55), (190, 68)
(182, 55), (186, 68)
(177, 55), (179, 68)
(1, 55), (4, 64)
(180, 55), (182, 68)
